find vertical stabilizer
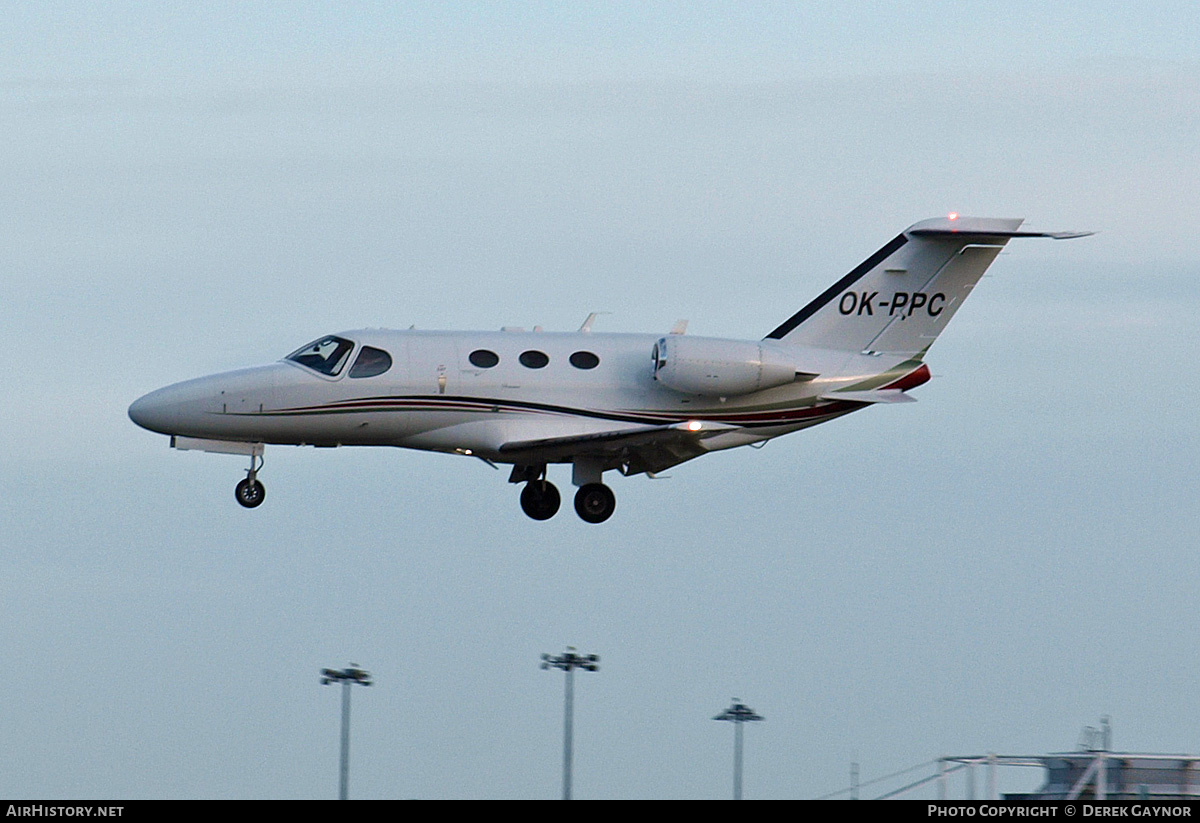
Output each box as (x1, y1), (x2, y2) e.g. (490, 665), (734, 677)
(766, 216), (1027, 355)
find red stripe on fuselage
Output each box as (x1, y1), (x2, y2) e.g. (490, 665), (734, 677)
(264, 395), (864, 428)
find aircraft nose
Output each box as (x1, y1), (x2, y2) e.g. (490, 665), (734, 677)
(128, 384), (190, 435)
(130, 364), (287, 438)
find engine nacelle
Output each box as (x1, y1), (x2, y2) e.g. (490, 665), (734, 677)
(652, 336), (799, 396)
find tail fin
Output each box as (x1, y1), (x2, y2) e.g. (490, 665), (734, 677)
(765, 216), (1088, 355)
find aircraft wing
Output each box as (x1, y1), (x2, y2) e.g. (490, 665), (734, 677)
(818, 388), (916, 404)
(498, 420), (741, 476)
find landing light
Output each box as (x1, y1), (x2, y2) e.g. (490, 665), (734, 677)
(687, 420), (703, 432)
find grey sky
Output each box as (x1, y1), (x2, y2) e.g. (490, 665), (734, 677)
(2, 2), (1199, 799)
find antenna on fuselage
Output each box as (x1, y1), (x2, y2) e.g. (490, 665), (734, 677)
(579, 312), (611, 333)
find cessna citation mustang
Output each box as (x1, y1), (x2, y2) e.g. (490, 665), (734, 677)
(129, 215), (1088, 523)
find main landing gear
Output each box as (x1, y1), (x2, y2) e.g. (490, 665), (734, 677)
(512, 464), (617, 524)
(573, 483), (616, 524)
(235, 452), (266, 508)
(519, 478), (561, 520)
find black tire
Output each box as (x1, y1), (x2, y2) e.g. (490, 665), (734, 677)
(574, 483), (616, 524)
(520, 480), (560, 520)
(235, 478), (266, 508)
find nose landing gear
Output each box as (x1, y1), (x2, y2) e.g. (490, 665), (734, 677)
(235, 452), (266, 508)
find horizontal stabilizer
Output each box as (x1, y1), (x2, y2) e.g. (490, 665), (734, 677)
(910, 228), (1093, 240)
(819, 389), (917, 404)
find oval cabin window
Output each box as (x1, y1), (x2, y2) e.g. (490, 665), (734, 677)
(569, 351), (600, 370)
(519, 350), (550, 369)
(469, 349), (500, 368)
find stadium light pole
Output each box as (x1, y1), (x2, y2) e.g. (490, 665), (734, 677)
(713, 699), (764, 800)
(321, 664), (372, 800)
(541, 647), (598, 800)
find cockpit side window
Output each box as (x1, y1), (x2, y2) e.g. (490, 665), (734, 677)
(349, 345), (393, 378)
(286, 336), (355, 376)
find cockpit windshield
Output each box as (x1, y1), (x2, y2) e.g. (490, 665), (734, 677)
(286, 335), (355, 376)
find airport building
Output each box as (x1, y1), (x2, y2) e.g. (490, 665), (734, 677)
(933, 751), (1200, 801)
(837, 720), (1200, 800)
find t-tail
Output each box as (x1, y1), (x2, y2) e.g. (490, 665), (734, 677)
(765, 215), (1090, 356)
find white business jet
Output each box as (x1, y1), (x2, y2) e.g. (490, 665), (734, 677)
(129, 215), (1088, 522)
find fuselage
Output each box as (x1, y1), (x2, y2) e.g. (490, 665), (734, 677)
(128, 327), (925, 463)
(128, 216), (1083, 519)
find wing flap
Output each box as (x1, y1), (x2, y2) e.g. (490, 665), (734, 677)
(499, 420), (740, 476)
(819, 389), (917, 404)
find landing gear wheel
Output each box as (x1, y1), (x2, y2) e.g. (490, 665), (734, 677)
(574, 483), (616, 524)
(235, 478), (266, 508)
(520, 480), (561, 520)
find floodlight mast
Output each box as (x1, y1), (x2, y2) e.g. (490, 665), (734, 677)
(713, 699), (763, 800)
(541, 647), (599, 800)
(321, 665), (372, 800)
